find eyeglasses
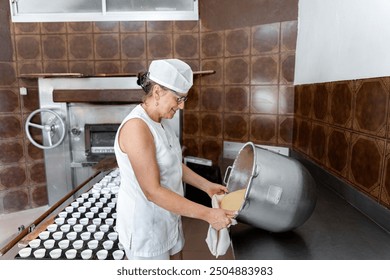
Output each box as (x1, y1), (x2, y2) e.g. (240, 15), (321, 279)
(165, 88), (188, 104)
(175, 95), (188, 104)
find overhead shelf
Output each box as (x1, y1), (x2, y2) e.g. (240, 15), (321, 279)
(18, 70), (216, 79)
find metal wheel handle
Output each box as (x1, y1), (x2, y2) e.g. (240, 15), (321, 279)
(25, 108), (66, 150)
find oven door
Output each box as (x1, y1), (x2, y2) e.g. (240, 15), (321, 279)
(84, 123), (120, 161)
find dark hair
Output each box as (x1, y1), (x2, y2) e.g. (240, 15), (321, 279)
(137, 72), (153, 93)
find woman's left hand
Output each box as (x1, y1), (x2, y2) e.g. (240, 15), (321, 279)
(205, 182), (228, 198)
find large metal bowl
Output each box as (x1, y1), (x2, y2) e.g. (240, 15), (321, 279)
(225, 142), (317, 232)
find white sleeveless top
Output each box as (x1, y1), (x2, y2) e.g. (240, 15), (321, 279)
(114, 104), (183, 257)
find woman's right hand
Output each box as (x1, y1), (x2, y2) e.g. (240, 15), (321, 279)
(207, 208), (237, 231)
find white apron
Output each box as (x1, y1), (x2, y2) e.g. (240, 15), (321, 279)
(114, 104), (184, 258)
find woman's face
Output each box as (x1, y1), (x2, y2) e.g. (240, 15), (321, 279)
(157, 86), (186, 120)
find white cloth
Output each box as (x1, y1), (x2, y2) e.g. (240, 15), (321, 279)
(114, 104), (184, 258)
(205, 194), (237, 258)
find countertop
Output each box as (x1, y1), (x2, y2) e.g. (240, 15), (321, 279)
(224, 158), (390, 260)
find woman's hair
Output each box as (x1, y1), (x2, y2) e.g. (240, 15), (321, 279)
(137, 72), (157, 102)
(138, 71), (176, 103)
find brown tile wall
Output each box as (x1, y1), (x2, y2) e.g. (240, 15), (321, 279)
(184, 20), (297, 163)
(0, 0), (298, 213)
(294, 78), (390, 210)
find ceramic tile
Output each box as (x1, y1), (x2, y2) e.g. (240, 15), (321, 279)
(200, 86), (224, 112)
(174, 33), (199, 59)
(311, 83), (329, 122)
(43, 61), (69, 73)
(0, 11), (13, 62)
(0, 89), (19, 113)
(147, 21), (173, 33)
(0, 140), (24, 165)
(309, 122), (328, 164)
(183, 112), (200, 137)
(225, 27), (250, 57)
(0, 164), (27, 190)
(67, 22), (93, 33)
(0, 115), (22, 139)
(0, 63), (17, 87)
(224, 57), (250, 84)
(279, 85), (295, 115)
(280, 52), (295, 84)
(326, 127), (351, 178)
(250, 114), (277, 144)
(182, 137), (200, 158)
(225, 86), (250, 113)
(2, 188), (29, 213)
(223, 114), (249, 142)
(94, 34), (120, 60)
(69, 61), (95, 76)
(281, 21), (297, 51)
(174, 21), (199, 33)
(94, 21), (119, 33)
(251, 85), (278, 114)
(17, 61), (43, 77)
(329, 81), (354, 128)
(201, 31), (224, 58)
(31, 184), (49, 207)
(42, 35), (67, 60)
(14, 23), (40, 34)
(121, 60), (146, 74)
(29, 162), (46, 185)
(353, 79), (388, 137)
(68, 34), (94, 60)
(41, 22), (67, 33)
(121, 34), (146, 59)
(380, 142), (390, 207)
(294, 118), (311, 155)
(15, 35), (41, 60)
(200, 113), (222, 139)
(278, 116), (294, 145)
(251, 54), (279, 85)
(251, 23), (280, 55)
(296, 84), (312, 119)
(119, 22), (145, 33)
(349, 133), (385, 198)
(199, 138), (223, 164)
(147, 33), (173, 59)
(95, 61), (120, 75)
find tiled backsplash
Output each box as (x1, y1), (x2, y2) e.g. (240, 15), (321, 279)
(294, 78), (390, 210)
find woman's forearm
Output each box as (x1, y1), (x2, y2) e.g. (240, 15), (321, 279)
(181, 163), (212, 192)
(144, 182), (210, 221)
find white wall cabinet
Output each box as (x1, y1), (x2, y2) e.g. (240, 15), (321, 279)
(9, 0), (199, 22)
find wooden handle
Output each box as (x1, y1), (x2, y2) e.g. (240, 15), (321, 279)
(193, 70), (216, 75)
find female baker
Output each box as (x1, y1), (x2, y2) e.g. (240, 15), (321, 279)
(114, 59), (236, 260)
